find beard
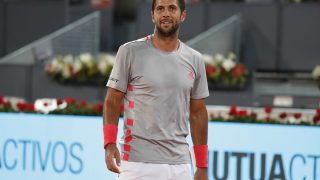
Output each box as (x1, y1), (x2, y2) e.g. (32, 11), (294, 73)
(155, 21), (180, 38)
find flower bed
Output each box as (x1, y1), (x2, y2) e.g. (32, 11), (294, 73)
(1, 95), (319, 126)
(45, 52), (250, 89)
(0, 96), (123, 117)
(45, 53), (115, 85)
(204, 53), (249, 90)
(208, 106), (320, 126)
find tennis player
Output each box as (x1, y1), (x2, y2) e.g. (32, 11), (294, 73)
(103, 0), (209, 179)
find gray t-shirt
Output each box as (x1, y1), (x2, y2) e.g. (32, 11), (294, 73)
(106, 36), (209, 164)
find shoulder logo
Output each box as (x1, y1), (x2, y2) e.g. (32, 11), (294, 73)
(109, 77), (119, 83)
(188, 71), (195, 79)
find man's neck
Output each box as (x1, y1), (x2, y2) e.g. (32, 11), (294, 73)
(151, 31), (180, 52)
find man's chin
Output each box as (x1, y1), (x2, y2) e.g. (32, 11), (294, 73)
(160, 29), (172, 34)
(156, 25), (179, 37)
(160, 25), (172, 31)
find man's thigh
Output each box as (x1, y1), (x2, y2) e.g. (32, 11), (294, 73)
(116, 161), (192, 180)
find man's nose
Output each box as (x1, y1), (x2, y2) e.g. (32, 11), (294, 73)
(162, 8), (170, 17)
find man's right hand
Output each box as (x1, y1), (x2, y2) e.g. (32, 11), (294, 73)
(105, 144), (121, 173)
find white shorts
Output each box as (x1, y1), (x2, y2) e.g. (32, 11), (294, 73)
(116, 161), (192, 180)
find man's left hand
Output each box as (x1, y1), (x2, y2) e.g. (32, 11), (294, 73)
(194, 168), (208, 180)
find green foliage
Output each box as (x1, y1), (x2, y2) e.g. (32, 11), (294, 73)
(50, 104), (102, 116)
(210, 116), (312, 126)
(0, 103), (15, 113)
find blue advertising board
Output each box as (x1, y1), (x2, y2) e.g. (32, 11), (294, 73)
(0, 113), (319, 180)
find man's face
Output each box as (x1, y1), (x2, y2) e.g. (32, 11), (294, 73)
(151, 0), (186, 37)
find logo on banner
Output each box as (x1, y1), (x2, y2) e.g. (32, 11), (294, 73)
(0, 139), (84, 174)
(210, 150), (320, 180)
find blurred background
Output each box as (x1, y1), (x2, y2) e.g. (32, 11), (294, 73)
(0, 0), (319, 109)
(1, 1), (320, 179)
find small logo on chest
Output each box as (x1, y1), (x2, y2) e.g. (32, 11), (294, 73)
(188, 71), (195, 79)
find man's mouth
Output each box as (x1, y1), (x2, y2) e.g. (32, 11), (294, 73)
(160, 20), (173, 24)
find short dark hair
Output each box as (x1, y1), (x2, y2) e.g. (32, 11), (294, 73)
(152, 0), (186, 12)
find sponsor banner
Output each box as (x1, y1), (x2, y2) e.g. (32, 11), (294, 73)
(0, 113), (114, 180)
(205, 122), (320, 180)
(0, 113), (319, 180)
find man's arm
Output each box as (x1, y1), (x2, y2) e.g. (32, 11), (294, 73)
(190, 98), (208, 145)
(103, 87), (124, 125)
(103, 87), (125, 173)
(190, 98), (208, 180)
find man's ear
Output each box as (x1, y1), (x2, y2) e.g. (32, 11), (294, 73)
(151, 11), (155, 23)
(180, 10), (187, 22)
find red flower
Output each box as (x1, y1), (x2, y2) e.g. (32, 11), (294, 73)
(80, 101), (87, 107)
(3, 101), (10, 108)
(64, 98), (76, 105)
(0, 96), (9, 108)
(229, 106), (237, 116)
(0, 96), (4, 104)
(16, 102), (27, 111)
(250, 112), (257, 118)
(313, 115), (320, 125)
(98, 102), (103, 110)
(57, 99), (63, 105)
(294, 113), (302, 119)
(92, 105), (99, 112)
(205, 65), (216, 75)
(237, 110), (247, 117)
(27, 104), (35, 112)
(92, 103), (103, 112)
(279, 112), (287, 119)
(264, 106), (272, 114)
(232, 64), (245, 78)
(316, 108), (320, 115)
(265, 116), (271, 121)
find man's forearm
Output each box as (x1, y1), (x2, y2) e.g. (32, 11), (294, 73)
(190, 108), (208, 145)
(103, 91), (122, 125)
(190, 104), (209, 169)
